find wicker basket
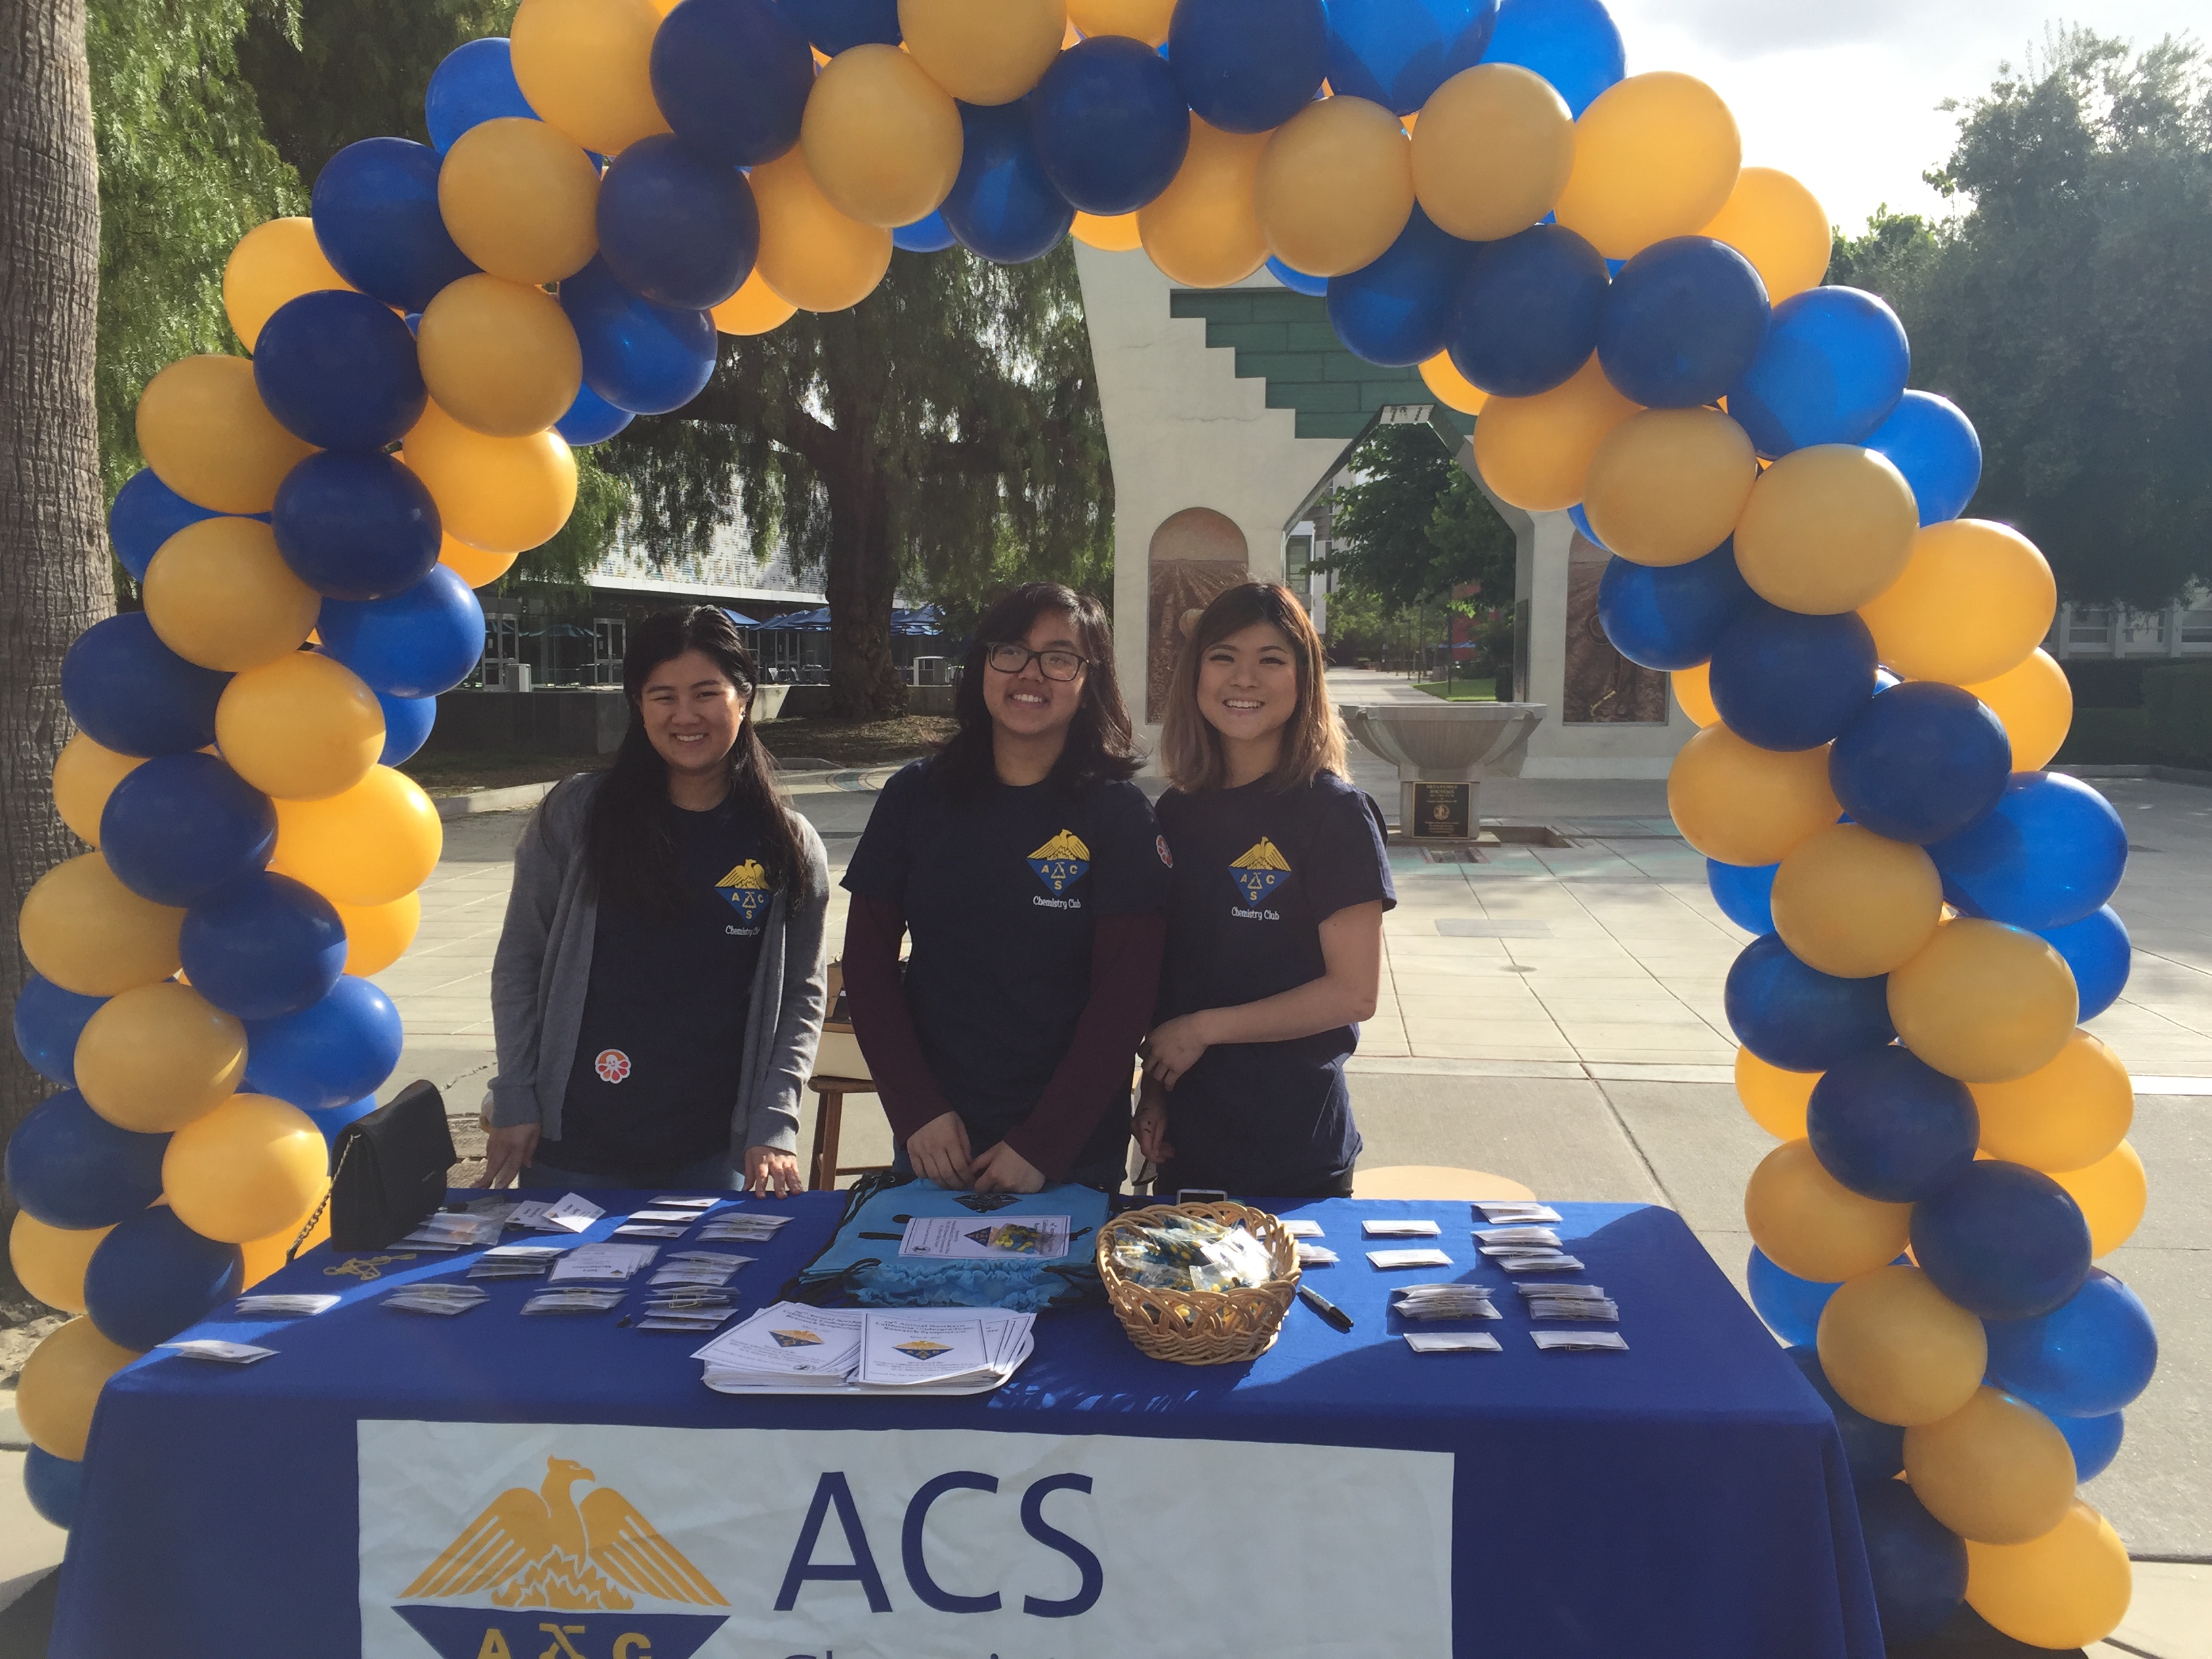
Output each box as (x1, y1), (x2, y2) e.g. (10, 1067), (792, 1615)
(1097, 1202), (1301, 1365)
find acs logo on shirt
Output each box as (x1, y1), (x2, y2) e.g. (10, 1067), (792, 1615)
(1027, 830), (1091, 896)
(1229, 838), (1292, 904)
(715, 859), (772, 925)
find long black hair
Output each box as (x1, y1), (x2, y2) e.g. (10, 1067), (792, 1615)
(931, 582), (1140, 798)
(585, 606), (813, 915)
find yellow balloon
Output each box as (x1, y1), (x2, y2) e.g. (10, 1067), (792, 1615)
(1961, 650), (2071, 774)
(1553, 71), (1741, 260)
(333, 890), (424, 978)
(1666, 724), (1839, 866)
(216, 651), (387, 801)
(9, 1213), (113, 1315)
(1965, 1502), (2132, 1650)
(19, 853), (184, 997)
(439, 118), (601, 286)
(223, 217), (352, 352)
(800, 45), (964, 229)
(899, 0), (1065, 104)
(239, 1197), (332, 1289)
(417, 275), (583, 438)
(1905, 1387), (2077, 1544)
(1067, 0), (1172, 44)
(1745, 1141), (1910, 1283)
(1418, 352), (1488, 415)
(1411, 64), (1574, 242)
(1732, 444), (1918, 615)
(1697, 167), (1830, 302)
(136, 356), (317, 516)
(1671, 661), (1720, 726)
(1889, 918), (2077, 1084)
(52, 733), (144, 848)
(16, 1317), (142, 1461)
(1139, 117), (1271, 288)
(1735, 1047), (1818, 1139)
(1971, 1031), (2131, 1174)
(272, 765), (443, 907)
(1583, 407), (1755, 565)
(712, 266), (800, 335)
(1071, 210), (1144, 251)
(2053, 1140), (2145, 1258)
(1254, 96), (1414, 279)
(141, 517), (321, 672)
(1771, 824), (1942, 978)
(1468, 354), (1636, 511)
(749, 148), (895, 313)
(1818, 1264), (1987, 1427)
(1858, 520), (2057, 687)
(510, 0), (672, 155)
(73, 981), (247, 1134)
(402, 401), (579, 554)
(163, 1092), (330, 1244)
(440, 534), (520, 588)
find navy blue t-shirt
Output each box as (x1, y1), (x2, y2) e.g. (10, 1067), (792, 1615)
(842, 759), (1170, 1170)
(1153, 771), (1395, 1194)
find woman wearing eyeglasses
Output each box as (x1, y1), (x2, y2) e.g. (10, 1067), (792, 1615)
(841, 582), (1169, 1194)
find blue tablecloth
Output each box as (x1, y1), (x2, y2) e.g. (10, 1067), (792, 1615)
(52, 1195), (1879, 1658)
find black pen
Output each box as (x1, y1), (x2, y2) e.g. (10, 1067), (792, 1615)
(1297, 1283), (1353, 1333)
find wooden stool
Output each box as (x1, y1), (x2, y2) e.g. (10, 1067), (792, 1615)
(1351, 1164), (1536, 1201)
(806, 1075), (894, 1193)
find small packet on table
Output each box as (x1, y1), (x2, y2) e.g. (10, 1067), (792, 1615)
(1494, 1252), (1585, 1273)
(1531, 1330), (1628, 1352)
(550, 1243), (659, 1283)
(1366, 1247), (1453, 1270)
(1528, 1298), (1620, 1322)
(649, 1196), (723, 1210)
(1281, 1218), (1325, 1239)
(1391, 1284), (1500, 1321)
(613, 1224), (689, 1239)
(161, 1339), (277, 1364)
(231, 1294), (338, 1318)
(1404, 1332), (1500, 1354)
(1475, 1202), (1561, 1225)
(1362, 1218), (1441, 1237)
(1474, 1226), (1561, 1248)
(523, 1287), (627, 1316)
(384, 1284), (488, 1317)
(1295, 1243), (1338, 1267)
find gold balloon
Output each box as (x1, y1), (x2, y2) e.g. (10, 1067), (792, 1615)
(216, 651), (386, 801)
(899, 0), (1065, 105)
(16, 1317), (142, 1461)
(1418, 352), (1488, 415)
(402, 401), (579, 554)
(1411, 64), (1574, 242)
(1889, 918), (2077, 1084)
(1666, 724), (1839, 867)
(1816, 1264), (1987, 1427)
(333, 890), (424, 978)
(749, 148), (895, 313)
(1697, 167), (1830, 302)
(1671, 661), (1719, 726)
(1965, 1502), (2132, 1651)
(1744, 1140), (1910, 1283)
(142, 517), (321, 672)
(1905, 1387), (2078, 1544)
(224, 217), (352, 352)
(2053, 1140), (2146, 1258)
(1254, 96), (1414, 279)
(1468, 355), (1637, 511)
(711, 266), (800, 335)
(1732, 444), (1919, 615)
(1139, 117), (1271, 289)
(439, 535), (520, 589)
(272, 765), (443, 907)
(52, 733), (143, 848)
(1553, 71), (1741, 260)
(136, 356), (317, 516)
(1583, 407), (1755, 566)
(1771, 824), (1942, 978)
(1858, 519), (2058, 687)
(510, 0), (672, 155)
(417, 275), (583, 438)
(1961, 650), (2072, 774)
(162, 1093), (331, 1245)
(1071, 210), (1143, 251)
(800, 45), (964, 229)
(19, 853), (184, 997)
(9, 1213), (113, 1316)
(1067, 0), (1173, 44)
(1971, 1031), (2131, 1174)
(438, 117), (601, 286)
(1735, 1047), (1818, 1140)
(73, 981), (247, 1134)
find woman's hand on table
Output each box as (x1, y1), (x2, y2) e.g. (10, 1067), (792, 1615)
(970, 1141), (1045, 1194)
(478, 1124), (539, 1187)
(1132, 1092), (1174, 1164)
(744, 1145), (802, 1197)
(904, 1111), (974, 1189)
(1143, 1012), (1214, 1090)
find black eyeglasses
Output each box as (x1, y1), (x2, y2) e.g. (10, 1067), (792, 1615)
(984, 641), (1088, 681)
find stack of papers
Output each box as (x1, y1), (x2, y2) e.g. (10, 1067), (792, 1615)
(1532, 1330), (1628, 1351)
(468, 1244), (570, 1281)
(696, 1304), (1036, 1396)
(698, 1210), (795, 1244)
(231, 1293), (337, 1318)
(651, 1195), (725, 1212)
(1521, 1284), (1619, 1322)
(652, 1250), (751, 1288)
(1362, 1218), (1441, 1239)
(1475, 1201), (1562, 1226)
(508, 1194), (605, 1234)
(613, 1204), (718, 1238)
(522, 1287), (626, 1315)
(1475, 1225), (1561, 1249)
(1491, 1250), (1586, 1273)
(548, 1243), (659, 1283)
(162, 1338), (276, 1364)
(1281, 1218), (1325, 1239)
(1367, 1246), (1454, 1270)
(384, 1284), (487, 1317)
(1404, 1332), (1502, 1354)
(636, 1291), (739, 1332)
(613, 1223), (689, 1238)
(1391, 1284), (1500, 1321)
(398, 1212), (504, 1252)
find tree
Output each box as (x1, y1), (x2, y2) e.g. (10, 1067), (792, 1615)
(1325, 422), (1516, 612)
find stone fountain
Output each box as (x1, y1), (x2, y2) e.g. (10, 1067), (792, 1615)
(1338, 700), (1547, 842)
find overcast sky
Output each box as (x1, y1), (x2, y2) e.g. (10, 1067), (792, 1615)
(1603, 0), (2206, 234)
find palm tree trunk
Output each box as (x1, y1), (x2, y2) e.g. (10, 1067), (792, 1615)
(822, 462), (905, 720)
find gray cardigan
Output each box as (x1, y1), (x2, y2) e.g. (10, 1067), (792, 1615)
(485, 772), (830, 1157)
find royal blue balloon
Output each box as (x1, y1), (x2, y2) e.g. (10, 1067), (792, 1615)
(1328, 206), (1473, 366)
(377, 689), (438, 767)
(2056, 1410), (2124, 1481)
(1807, 1046), (1978, 1203)
(318, 566), (487, 699)
(559, 257), (718, 416)
(85, 1205), (245, 1352)
(179, 872), (348, 1022)
(1029, 37), (1191, 216)
(13, 975), (105, 1088)
(1482, 0), (1622, 117)
(1170, 0), (1330, 134)
(1446, 222), (1607, 396)
(1725, 286), (1910, 458)
(1324, 0), (1498, 115)
(1597, 236), (1769, 409)
(1863, 390), (1981, 527)
(1912, 1160), (2092, 1322)
(425, 37), (538, 153)
(2037, 905), (2130, 1021)
(98, 753), (277, 909)
(1595, 541), (1751, 670)
(1830, 682), (2011, 845)
(310, 138), (478, 314)
(243, 975), (405, 1113)
(1708, 601), (1877, 752)
(24, 1446), (83, 1531)
(1567, 500), (1607, 548)
(554, 382), (635, 447)
(60, 613), (229, 759)
(1706, 858), (1776, 934)
(1785, 1345), (1906, 1484)
(1268, 255), (1329, 295)
(109, 469), (224, 579)
(1854, 1479), (1967, 1645)
(597, 135), (760, 311)
(1927, 771), (2127, 933)
(782, 0), (901, 52)
(307, 1094), (380, 1150)
(1984, 1268), (2157, 1418)
(4, 1089), (169, 1230)
(1749, 1248), (1837, 1346)
(1725, 933), (1895, 1072)
(941, 101), (1076, 265)
(650, 0), (815, 169)
(272, 450), (443, 602)
(893, 211), (959, 253)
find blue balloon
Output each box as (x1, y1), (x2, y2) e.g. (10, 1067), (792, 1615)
(85, 1205), (244, 1352)
(377, 689), (438, 767)
(1984, 1268), (2157, 1418)
(2055, 1410), (2124, 1481)
(1597, 236), (1769, 409)
(554, 382), (635, 447)
(179, 872), (348, 1022)
(1029, 37), (1191, 216)
(893, 211), (959, 253)
(1830, 682), (2011, 845)
(1749, 1248), (1838, 1346)
(60, 613), (229, 759)
(1725, 933), (1895, 1072)
(1324, 0), (1498, 115)
(1482, 0), (1622, 117)
(318, 566), (487, 699)
(1911, 1161), (2092, 1322)
(2037, 905), (2130, 1021)
(1595, 540), (1751, 670)
(108, 469), (226, 580)
(307, 1094), (381, 1150)
(310, 138), (478, 314)
(244, 975), (405, 1113)
(597, 135), (760, 311)
(559, 256), (718, 416)
(24, 1446), (84, 1531)
(98, 753), (276, 909)
(1807, 1046), (1978, 1203)
(1708, 601), (1877, 752)
(650, 0), (815, 169)
(941, 101), (1076, 265)
(272, 449), (443, 602)
(1268, 255), (1330, 295)
(13, 975), (105, 1088)
(1446, 222), (1608, 396)
(1854, 1479), (1967, 1645)
(1566, 500), (1607, 549)
(1863, 390), (1981, 527)
(1928, 771), (2127, 933)
(1170, 0), (1330, 134)
(1706, 858), (1776, 934)
(4, 1089), (169, 1230)
(425, 37), (538, 152)
(1786, 1345), (1906, 1485)
(1725, 286), (1910, 458)
(781, 0), (901, 52)
(1327, 206), (1473, 366)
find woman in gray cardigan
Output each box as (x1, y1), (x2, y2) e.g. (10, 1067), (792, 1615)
(479, 607), (829, 1195)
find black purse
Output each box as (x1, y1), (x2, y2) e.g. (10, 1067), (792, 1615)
(293, 1080), (459, 1254)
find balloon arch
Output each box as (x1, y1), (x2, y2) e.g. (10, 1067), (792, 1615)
(7, 0), (2154, 1644)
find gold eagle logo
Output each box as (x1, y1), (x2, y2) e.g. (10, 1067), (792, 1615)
(716, 859), (772, 924)
(1027, 830), (1092, 895)
(1229, 838), (1292, 904)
